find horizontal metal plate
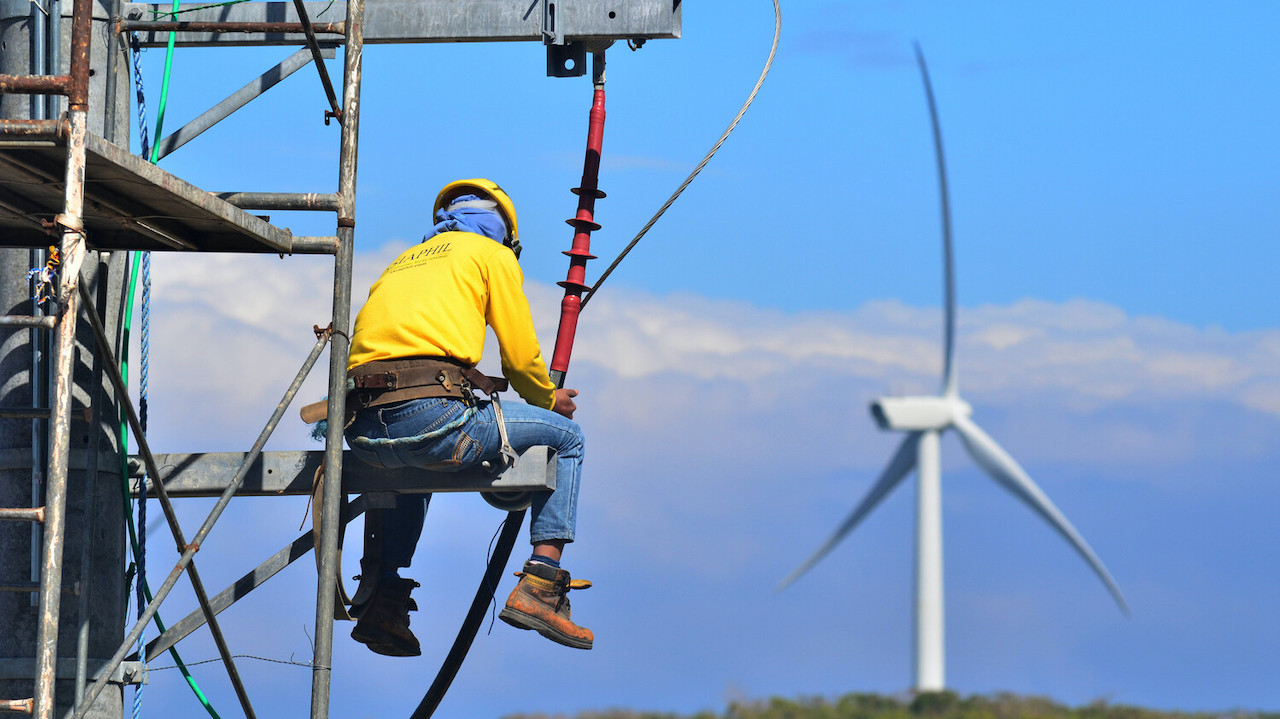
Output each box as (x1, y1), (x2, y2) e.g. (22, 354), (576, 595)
(121, 0), (680, 47)
(130, 446), (556, 497)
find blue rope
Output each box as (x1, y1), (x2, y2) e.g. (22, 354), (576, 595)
(135, 251), (151, 719)
(130, 34), (150, 160)
(130, 38), (148, 719)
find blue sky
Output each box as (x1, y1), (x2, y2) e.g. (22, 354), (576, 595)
(124, 2), (1279, 718)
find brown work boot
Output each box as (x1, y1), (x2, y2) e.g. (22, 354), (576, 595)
(350, 577), (422, 657)
(499, 560), (594, 650)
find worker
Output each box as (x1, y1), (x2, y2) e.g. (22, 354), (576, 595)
(342, 179), (592, 656)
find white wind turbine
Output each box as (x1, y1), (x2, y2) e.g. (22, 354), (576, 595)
(779, 44), (1129, 692)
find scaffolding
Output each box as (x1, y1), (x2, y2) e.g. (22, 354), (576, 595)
(0, 2), (679, 717)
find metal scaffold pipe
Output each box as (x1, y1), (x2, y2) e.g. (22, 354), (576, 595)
(31, 0), (94, 712)
(311, 0), (364, 713)
(548, 51), (607, 389)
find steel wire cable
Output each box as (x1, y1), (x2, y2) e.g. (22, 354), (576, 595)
(581, 0), (782, 309)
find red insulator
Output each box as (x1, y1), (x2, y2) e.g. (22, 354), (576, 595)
(549, 85), (606, 385)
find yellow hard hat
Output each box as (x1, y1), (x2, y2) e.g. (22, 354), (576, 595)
(433, 178), (519, 246)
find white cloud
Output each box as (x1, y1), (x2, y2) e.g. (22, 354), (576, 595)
(136, 249), (1280, 466)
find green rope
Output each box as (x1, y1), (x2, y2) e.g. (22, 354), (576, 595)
(146, 0), (179, 165)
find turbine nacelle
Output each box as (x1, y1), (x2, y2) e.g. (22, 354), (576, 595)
(870, 395), (972, 432)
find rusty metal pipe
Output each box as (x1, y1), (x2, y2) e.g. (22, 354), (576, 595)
(32, 39), (91, 714)
(0, 507), (45, 523)
(0, 698), (34, 713)
(0, 75), (71, 96)
(0, 316), (57, 329)
(0, 118), (66, 144)
(66, 0), (93, 110)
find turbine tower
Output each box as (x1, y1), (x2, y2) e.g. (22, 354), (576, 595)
(780, 44), (1129, 692)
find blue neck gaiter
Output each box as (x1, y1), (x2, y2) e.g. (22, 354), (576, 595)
(425, 194), (508, 243)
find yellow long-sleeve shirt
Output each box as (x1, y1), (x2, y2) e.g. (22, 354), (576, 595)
(348, 232), (556, 409)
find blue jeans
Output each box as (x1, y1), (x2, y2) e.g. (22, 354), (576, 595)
(344, 396), (585, 570)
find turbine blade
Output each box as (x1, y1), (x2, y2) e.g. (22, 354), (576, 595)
(914, 42), (958, 398)
(951, 415), (1130, 614)
(778, 432), (923, 590)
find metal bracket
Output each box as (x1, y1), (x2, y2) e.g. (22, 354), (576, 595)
(542, 0), (585, 77)
(547, 41), (587, 77)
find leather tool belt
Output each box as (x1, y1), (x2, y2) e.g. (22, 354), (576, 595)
(298, 357), (509, 423)
(347, 356), (508, 410)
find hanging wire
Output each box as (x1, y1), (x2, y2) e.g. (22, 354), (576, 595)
(484, 516), (509, 635)
(581, 0), (782, 309)
(150, 655), (313, 672)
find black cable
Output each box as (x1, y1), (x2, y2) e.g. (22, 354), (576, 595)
(410, 510), (525, 719)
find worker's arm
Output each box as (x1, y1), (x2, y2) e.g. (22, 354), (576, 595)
(485, 247), (557, 410)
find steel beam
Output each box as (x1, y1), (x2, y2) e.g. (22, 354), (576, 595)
(121, 0), (679, 47)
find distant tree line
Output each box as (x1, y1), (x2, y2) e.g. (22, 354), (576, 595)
(502, 691), (1279, 719)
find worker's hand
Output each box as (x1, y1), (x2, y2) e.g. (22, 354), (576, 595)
(553, 388), (578, 419)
